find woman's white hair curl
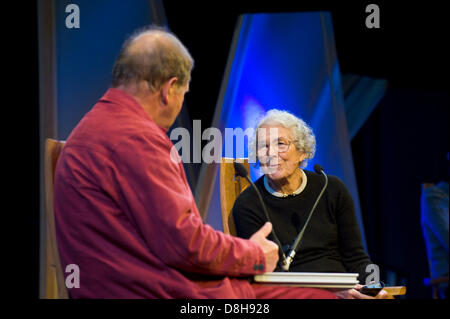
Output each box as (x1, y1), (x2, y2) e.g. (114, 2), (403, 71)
(249, 109), (316, 168)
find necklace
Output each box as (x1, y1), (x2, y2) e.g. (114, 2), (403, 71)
(263, 170), (307, 197)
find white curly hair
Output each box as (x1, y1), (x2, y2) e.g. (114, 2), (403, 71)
(249, 109), (316, 168)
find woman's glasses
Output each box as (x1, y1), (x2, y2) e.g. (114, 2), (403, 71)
(257, 139), (293, 155)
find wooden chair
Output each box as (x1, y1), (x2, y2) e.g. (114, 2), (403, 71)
(44, 138), (68, 298)
(219, 158), (251, 236)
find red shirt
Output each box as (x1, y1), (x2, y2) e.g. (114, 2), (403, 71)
(54, 88), (266, 298)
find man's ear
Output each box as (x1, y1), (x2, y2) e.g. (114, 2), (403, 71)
(160, 77), (178, 105)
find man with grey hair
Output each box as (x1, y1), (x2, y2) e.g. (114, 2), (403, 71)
(54, 26), (336, 299)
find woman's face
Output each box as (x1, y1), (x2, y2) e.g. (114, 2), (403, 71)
(257, 124), (307, 181)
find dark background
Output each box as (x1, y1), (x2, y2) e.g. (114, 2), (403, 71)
(22, 0), (448, 300)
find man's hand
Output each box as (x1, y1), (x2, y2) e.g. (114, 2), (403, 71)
(249, 222), (279, 272)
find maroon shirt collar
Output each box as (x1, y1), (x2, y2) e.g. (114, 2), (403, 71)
(99, 88), (168, 134)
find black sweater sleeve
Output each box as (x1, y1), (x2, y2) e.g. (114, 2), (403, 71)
(333, 176), (372, 283)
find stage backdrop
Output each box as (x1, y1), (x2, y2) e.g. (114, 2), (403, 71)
(55, 0), (154, 139)
(195, 12), (368, 250)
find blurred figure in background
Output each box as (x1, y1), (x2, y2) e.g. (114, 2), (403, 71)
(421, 152), (449, 299)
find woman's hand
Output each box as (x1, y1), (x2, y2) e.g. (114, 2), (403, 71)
(333, 284), (390, 299)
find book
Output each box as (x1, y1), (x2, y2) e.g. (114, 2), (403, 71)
(253, 272), (359, 288)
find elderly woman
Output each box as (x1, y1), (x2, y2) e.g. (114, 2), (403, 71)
(233, 109), (387, 299)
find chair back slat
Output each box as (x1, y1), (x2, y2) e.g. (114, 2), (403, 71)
(219, 158), (250, 235)
(44, 138), (68, 299)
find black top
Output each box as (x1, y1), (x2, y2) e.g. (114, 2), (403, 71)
(233, 169), (372, 283)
